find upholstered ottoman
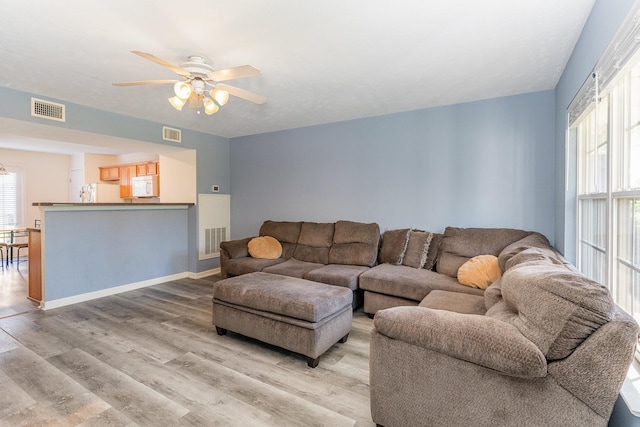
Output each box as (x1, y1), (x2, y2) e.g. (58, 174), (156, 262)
(212, 272), (353, 367)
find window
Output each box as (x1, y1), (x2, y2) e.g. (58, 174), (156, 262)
(0, 168), (24, 244)
(574, 50), (640, 324)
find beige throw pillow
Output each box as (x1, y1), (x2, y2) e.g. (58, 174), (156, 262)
(457, 255), (502, 289)
(248, 236), (283, 259)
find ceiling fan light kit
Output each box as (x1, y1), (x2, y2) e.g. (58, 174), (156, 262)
(168, 95), (186, 111)
(113, 51), (266, 116)
(173, 81), (192, 99)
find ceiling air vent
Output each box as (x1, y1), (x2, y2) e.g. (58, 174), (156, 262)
(31, 98), (65, 122)
(163, 126), (182, 143)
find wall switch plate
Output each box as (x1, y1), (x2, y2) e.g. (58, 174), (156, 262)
(212, 185), (220, 193)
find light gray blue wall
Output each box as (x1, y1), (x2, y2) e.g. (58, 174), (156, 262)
(230, 90), (556, 241)
(554, 0), (636, 263)
(0, 86), (230, 272)
(43, 207), (188, 300)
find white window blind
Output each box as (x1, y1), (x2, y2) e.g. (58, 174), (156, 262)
(0, 172), (18, 230)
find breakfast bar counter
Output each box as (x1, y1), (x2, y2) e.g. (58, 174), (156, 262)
(32, 201), (195, 309)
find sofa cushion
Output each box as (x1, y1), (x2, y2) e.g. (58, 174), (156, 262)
(379, 229), (411, 264)
(328, 220), (380, 267)
(504, 247), (565, 271)
(374, 306), (547, 378)
(486, 262), (614, 360)
(419, 290), (487, 315)
(497, 232), (552, 271)
(360, 263), (484, 303)
(304, 264), (370, 290)
(457, 255), (502, 289)
(436, 227), (531, 277)
(260, 221), (303, 259)
(402, 230), (433, 269)
(293, 222), (334, 264)
(262, 258), (324, 278)
(225, 257), (287, 276)
(247, 236), (283, 259)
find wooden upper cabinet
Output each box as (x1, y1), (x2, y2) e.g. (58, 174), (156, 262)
(147, 162), (158, 175)
(135, 162), (159, 176)
(99, 166), (120, 181)
(100, 161), (158, 183)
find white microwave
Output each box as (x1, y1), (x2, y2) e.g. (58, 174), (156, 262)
(131, 175), (159, 197)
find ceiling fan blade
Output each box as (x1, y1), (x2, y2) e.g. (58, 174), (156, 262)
(131, 50), (191, 78)
(112, 79), (179, 87)
(209, 65), (261, 82)
(216, 83), (266, 104)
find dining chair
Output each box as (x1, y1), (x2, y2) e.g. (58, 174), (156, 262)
(0, 242), (6, 269)
(7, 242), (28, 268)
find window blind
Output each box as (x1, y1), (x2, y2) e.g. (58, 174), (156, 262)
(568, 1), (640, 126)
(0, 172), (18, 230)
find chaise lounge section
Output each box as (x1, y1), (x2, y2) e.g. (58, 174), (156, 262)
(369, 236), (639, 426)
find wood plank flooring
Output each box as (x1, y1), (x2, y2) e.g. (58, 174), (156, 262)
(0, 264), (38, 319)
(0, 275), (376, 426)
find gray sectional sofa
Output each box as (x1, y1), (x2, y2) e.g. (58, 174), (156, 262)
(219, 220), (639, 425)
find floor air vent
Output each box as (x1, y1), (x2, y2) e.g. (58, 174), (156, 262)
(163, 126), (181, 143)
(31, 98), (65, 122)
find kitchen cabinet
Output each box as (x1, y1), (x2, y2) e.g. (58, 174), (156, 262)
(119, 165), (137, 198)
(99, 166), (120, 181)
(136, 162), (158, 176)
(100, 161), (159, 198)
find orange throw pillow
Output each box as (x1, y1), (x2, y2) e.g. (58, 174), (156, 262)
(457, 255), (502, 289)
(248, 236), (282, 259)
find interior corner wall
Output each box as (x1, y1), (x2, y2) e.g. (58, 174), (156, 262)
(230, 90), (556, 242)
(553, 0), (636, 263)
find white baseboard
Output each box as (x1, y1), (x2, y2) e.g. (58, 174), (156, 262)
(188, 267), (221, 279)
(40, 270), (213, 310)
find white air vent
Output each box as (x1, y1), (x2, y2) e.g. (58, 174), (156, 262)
(31, 98), (65, 122)
(203, 227), (227, 256)
(198, 194), (230, 260)
(163, 126), (181, 143)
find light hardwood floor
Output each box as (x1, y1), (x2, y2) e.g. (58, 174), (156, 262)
(0, 275), (376, 426)
(0, 262), (38, 319)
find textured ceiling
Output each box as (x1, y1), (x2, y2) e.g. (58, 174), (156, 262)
(0, 0), (594, 145)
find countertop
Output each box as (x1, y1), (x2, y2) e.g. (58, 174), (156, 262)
(33, 202), (194, 207)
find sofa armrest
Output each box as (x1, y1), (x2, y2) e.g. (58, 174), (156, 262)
(374, 306), (547, 378)
(220, 237), (253, 259)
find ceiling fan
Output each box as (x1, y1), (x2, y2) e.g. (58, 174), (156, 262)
(113, 51), (266, 115)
